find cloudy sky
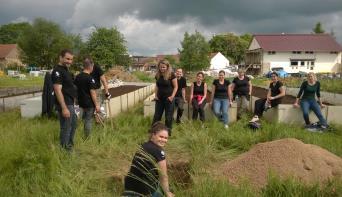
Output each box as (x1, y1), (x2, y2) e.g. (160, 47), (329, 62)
(0, 0), (341, 56)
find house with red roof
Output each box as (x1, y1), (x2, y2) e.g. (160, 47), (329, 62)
(245, 34), (342, 74)
(0, 44), (24, 70)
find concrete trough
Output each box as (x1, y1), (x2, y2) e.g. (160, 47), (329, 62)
(20, 96), (42, 118)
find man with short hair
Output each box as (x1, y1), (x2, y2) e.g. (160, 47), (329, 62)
(91, 64), (111, 104)
(174, 68), (187, 123)
(74, 57), (100, 139)
(52, 49), (77, 150)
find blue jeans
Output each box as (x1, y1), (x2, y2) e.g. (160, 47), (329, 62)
(152, 98), (174, 131)
(57, 105), (77, 150)
(300, 99), (327, 126)
(82, 108), (95, 138)
(213, 98), (229, 125)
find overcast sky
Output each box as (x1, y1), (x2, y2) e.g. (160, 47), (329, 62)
(0, 0), (341, 56)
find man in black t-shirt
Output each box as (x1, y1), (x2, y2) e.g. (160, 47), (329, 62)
(250, 72), (285, 122)
(74, 57), (100, 138)
(174, 68), (187, 123)
(51, 49), (77, 150)
(91, 64), (110, 104)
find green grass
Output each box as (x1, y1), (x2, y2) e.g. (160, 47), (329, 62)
(0, 75), (44, 89)
(0, 107), (341, 196)
(131, 71), (155, 82)
(252, 77), (342, 94)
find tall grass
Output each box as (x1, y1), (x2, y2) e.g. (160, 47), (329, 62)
(0, 106), (341, 196)
(0, 75), (44, 88)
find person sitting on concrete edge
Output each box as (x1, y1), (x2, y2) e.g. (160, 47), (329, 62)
(123, 122), (174, 197)
(74, 57), (100, 139)
(250, 72), (285, 122)
(293, 72), (328, 131)
(231, 68), (252, 119)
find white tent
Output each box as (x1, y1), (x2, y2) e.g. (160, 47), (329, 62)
(209, 52), (229, 70)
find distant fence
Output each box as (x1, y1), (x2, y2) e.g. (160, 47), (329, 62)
(0, 87), (42, 112)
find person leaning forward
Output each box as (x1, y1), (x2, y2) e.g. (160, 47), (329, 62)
(51, 49), (77, 151)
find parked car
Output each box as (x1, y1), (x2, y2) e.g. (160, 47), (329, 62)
(266, 69), (289, 78)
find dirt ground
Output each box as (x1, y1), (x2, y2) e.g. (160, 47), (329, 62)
(106, 85), (144, 98)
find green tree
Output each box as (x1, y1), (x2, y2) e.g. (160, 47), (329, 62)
(178, 31), (210, 71)
(209, 33), (251, 64)
(84, 27), (130, 68)
(313, 22), (325, 34)
(0, 22), (31, 44)
(164, 55), (178, 68)
(18, 18), (71, 68)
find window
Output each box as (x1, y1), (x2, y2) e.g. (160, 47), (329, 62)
(292, 51), (301, 54)
(305, 51), (314, 54)
(291, 61), (298, 66)
(268, 51), (276, 55)
(311, 61), (314, 66)
(300, 61), (305, 66)
(330, 51), (338, 54)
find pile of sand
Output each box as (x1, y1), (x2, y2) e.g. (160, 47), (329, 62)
(105, 67), (138, 82)
(222, 138), (342, 188)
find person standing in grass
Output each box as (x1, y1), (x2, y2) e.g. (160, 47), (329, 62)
(250, 72), (285, 122)
(174, 68), (187, 124)
(231, 68), (252, 119)
(123, 122), (174, 197)
(91, 63), (111, 104)
(210, 70), (232, 128)
(293, 72), (328, 129)
(190, 72), (207, 122)
(51, 49), (77, 151)
(152, 60), (178, 135)
(74, 57), (100, 139)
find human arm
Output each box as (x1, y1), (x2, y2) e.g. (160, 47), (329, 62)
(53, 84), (70, 118)
(168, 78), (178, 102)
(269, 86), (285, 101)
(189, 83), (194, 102)
(90, 89), (100, 113)
(316, 82), (324, 107)
(294, 82), (305, 107)
(158, 160), (174, 197)
(210, 85), (216, 106)
(155, 85), (159, 100)
(199, 83), (207, 105)
(100, 75), (111, 99)
(248, 80), (252, 96)
(182, 87), (187, 103)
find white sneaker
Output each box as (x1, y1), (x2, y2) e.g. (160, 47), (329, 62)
(224, 124), (229, 129)
(250, 116), (259, 122)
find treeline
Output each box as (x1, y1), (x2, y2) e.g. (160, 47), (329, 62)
(0, 17), (252, 71)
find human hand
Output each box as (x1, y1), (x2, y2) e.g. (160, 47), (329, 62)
(166, 191), (175, 197)
(168, 96), (174, 102)
(95, 105), (101, 113)
(105, 92), (111, 100)
(320, 103), (326, 108)
(62, 108), (70, 118)
(293, 103), (300, 108)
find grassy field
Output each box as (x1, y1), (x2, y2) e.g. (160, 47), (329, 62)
(0, 75), (44, 89)
(252, 77), (342, 94)
(0, 105), (341, 196)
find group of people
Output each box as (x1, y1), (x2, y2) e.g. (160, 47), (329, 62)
(51, 51), (328, 196)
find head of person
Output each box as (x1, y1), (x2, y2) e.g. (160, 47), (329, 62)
(156, 59), (171, 80)
(196, 71), (204, 83)
(218, 70), (225, 80)
(149, 121), (169, 148)
(83, 56), (94, 73)
(237, 68), (245, 77)
(59, 49), (73, 67)
(176, 68), (183, 79)
(307, 72), (316, 83)
(271, 72), (279, 83)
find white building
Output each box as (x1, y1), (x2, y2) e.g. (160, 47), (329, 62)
(209, 52), (229, 70)
(245, 34), (342, 74)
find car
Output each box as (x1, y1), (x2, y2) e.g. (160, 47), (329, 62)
(265, 69), (289, 78)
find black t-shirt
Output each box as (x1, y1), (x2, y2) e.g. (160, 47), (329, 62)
(193, 82), (205, 96)
(213, 79), (230, 99)
(90, 64), (104, 89)
(156, 73), (176, 99)
(51, 65), (77, 106)
(176, 77), (187, 97)
(232, 76), (250, 96)
(269, 81), (283, 106)
(74, 72), (97, 108)
(124, 141), (166, 195)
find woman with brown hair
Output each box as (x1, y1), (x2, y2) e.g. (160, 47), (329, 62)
(190, 72), (207, 122)
(152, 60), (178, 134)
(123, 122), (174, 197)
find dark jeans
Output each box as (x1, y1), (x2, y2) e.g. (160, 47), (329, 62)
(174, 97), (185, 122)
(254, 98), (280, 117)
(192, 98), (206, 122)
(57, 105), (77, 150)
(82, 108), (95, 138)
(300, 99), (327, 126)
(152, 98), (174, 131)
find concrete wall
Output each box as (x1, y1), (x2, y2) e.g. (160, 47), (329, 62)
(20, 96), (42, 118)
(1, 92), (42, 112)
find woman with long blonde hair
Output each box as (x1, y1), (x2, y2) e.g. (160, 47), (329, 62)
(294, 72), (328, 130)
(152, 60), (178, 135)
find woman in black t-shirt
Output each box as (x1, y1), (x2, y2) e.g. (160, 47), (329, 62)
(123, 122), (174, 197)
(250, 72), (285, 122)
(210, 70), (232, 128)
(190, 72), (207, 122)
(152, 60), (178, 134)
(231, 69), (252, 119)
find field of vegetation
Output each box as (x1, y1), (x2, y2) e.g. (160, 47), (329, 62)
(0, 105), (341, 196)
(0, 75), (44, 88)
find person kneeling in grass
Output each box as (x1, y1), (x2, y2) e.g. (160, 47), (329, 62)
(250, 72), (285, 122)
(123, 122), (174, 197)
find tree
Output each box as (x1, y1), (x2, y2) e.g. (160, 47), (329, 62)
(164, 55), (177, 68)
(0, 22), (31, 44)
(313, 22), (325, 34)
(209, 33), (251, 64)
(84, 27), (130, 68)
(18, 18), (71, 68)
(178, 31), (210, 71)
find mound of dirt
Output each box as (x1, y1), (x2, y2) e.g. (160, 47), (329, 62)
(105, 67), (138, 82)
(222, 138), (342, 188)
